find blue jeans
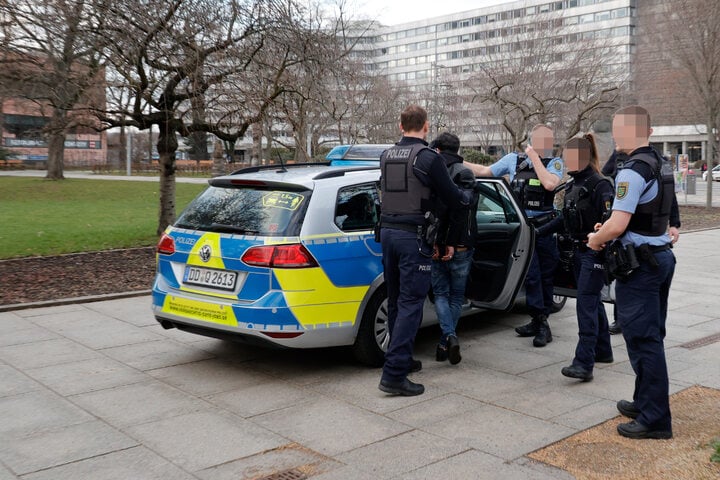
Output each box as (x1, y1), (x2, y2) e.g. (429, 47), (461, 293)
(616, 248), (675, 432)
(431, 248), (473, 343)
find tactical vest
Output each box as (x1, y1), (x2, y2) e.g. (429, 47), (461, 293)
(621, 150), (674, 236)
(380, 143), (432, 216)
(511, 154), (556, 212)
(562, 173), (611, 240)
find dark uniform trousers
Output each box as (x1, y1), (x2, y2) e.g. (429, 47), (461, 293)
(525, 232), (559, 316)
(380, 227), (432, 383)
(573, 249), (612, 369)
(616, 249), (675, 431)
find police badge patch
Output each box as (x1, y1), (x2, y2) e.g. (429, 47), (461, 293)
(553, 160), (562, 172)
(616, 181), (629, 199)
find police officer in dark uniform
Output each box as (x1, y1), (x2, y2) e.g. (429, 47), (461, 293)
(602, 150), (681, 335)
(465, 125), (564, 348)
(378, 105), (472, 397)
(556, 134), (614, 382)
(588, 106), (675, 439)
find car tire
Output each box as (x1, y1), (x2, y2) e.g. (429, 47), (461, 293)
(352, 288), (389, 367)
(550, 294), (567, 313)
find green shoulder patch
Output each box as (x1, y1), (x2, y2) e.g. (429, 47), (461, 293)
(616, 181), (629, 199)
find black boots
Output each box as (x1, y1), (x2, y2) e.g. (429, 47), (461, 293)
(533, 317), (552, 347)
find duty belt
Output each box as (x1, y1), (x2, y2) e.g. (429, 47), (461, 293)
(382, 222), (422, 234)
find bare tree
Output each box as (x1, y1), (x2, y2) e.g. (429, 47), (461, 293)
(97, 0), (326, 234)
(659, 0), (720, 208)
(0, 0), (108, 179)
(467, 13), (625, 150)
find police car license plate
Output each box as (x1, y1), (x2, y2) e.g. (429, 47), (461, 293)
(183, 266), (238, 291)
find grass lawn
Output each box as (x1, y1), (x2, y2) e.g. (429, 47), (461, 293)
(0, 177), (206, 259)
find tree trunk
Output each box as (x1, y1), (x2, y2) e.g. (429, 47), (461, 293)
(45, 109), (67, 179)
(251, 122), (261, 166)
(707, 117), (716, 209)
(156, 121), (178, 235)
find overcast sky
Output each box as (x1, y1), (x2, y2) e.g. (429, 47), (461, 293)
(354, 0), (512, 26)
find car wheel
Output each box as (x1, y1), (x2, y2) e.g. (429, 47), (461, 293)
(352, 288), (389, 367)
(550, 294), (567, 313)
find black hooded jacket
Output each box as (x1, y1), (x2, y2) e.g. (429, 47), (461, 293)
(435, 151), (478, 248)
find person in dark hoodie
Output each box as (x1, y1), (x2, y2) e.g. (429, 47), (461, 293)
(428, 132), (478, 365)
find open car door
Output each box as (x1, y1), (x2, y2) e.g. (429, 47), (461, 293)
(465, 178), (534, 310)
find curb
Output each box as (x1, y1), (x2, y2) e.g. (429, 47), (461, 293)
(0, 290), (152, 313)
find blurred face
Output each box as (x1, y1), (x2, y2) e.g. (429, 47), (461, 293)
(563, 146), (589, 173)
(612, 114), (652, 152)
(530, 126), (554, 157)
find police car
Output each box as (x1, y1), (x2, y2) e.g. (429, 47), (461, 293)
(152, 162), (542, 365)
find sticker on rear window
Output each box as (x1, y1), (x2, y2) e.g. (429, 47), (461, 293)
(262, 192), (304, 210)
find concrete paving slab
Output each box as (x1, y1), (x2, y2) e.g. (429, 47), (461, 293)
(0, 463), (18, 480)
(492, 383), (602, 420)
(0, 390), (93, 438)
(11, 304), (85, 318)
(31, 309), (161, 349)
(0, 324), (59, 348)
(336, 430), (468, 478)
(385, 392), (488, 428)
(0, 365), (43, 398)
(85, 297), (157, 327)
(252, 397), (411, 456)
(197, 443), (338, 480)
(305, 366), (443, 415)
(69, 380), (208, 428)
(19, 446), (197, 480)
(0, 420), (137, 476)
(0, 338), (99, 370)
(0, 311), (40, 332)
(101, 339), (215, 371)
(206, 382), (318, 418)
(422, 403), (577, 460)
(147, 358), (275, 397)
(125, 409), (287, 472)
(25, 356), (148, 396)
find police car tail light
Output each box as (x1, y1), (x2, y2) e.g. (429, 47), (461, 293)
(241, 244), (318, 268)
(157, 234), (175, 255)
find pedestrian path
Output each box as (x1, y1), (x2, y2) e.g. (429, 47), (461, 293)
(0, 231), (718, 479)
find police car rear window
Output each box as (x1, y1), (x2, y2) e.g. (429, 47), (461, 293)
(175, 186), (310, 236)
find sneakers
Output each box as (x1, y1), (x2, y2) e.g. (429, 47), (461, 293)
(436, 336), (461, 365)
(379, 378), (425, 396)
(617, 420), (672, 439)
(533, 319), (552, 347)
(561, 364), (593, 382)
(617, 399), (640, 419)
(447, 335), (462, 365)
(435, 344), (448, 362)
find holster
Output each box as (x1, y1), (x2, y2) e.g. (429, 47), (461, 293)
(636, 243), (660, 269)
(604, 241), (639, 281)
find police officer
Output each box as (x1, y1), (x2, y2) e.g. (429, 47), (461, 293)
(378, 105), (471, 397)
(602, 150), (681, 335)
(588, 105), (675, 439)
(465, 125), (564, 347)
(557, 134), (614, 382)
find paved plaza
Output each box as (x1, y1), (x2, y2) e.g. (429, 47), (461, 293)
(1, 178), (720, 478)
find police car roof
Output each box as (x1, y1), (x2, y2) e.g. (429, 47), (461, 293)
(210, 163), (379, 190)
(326, 144), (393, 163)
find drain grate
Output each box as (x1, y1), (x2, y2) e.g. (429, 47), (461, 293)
(257, 469), (307, 480)
(679, 332), (720, 350)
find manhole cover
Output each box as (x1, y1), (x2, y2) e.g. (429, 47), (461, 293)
(679, 332), (720, 350)
(257, 469), (307, 480)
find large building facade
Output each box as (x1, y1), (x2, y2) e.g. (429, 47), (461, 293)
(359, 0), (708, 163)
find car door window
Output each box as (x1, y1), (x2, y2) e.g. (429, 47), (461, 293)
(335, 183), (379, 231)
(465, 179), (533, 310)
